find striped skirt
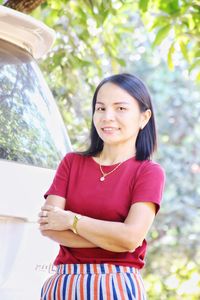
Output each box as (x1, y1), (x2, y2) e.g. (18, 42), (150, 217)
(40, 263), (147, 300)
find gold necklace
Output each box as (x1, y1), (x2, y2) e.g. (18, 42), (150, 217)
(99, 159), (123, 182)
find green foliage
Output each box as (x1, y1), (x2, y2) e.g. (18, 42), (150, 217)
(0, 0), (199, 78)
(140, 0), (200, 79)
(144, 262), (200, 299)
(140, 62), (200, 299)
(139, 0), (150, 12)
(152, 24), (171, 47)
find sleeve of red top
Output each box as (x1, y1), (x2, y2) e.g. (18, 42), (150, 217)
(44, 152), (74, 199)
(131, 161), (165, 214)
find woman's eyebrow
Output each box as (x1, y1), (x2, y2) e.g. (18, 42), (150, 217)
(95, 101), (105, 105)
(96, 101), (130, 105)
(113, 101), (130, 105)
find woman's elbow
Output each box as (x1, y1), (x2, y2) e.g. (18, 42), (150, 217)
(123, 240), (141, 252)
(122, 229), (143, 252)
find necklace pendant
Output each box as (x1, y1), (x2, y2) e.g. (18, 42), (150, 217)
(100, 176), (105, 181)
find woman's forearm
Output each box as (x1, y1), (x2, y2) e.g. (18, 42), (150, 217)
(73, 203), (156, 253)
(74, 217), (136, 252)
(39, 203), (155, 253)
(41, 229), (97, 248)
(39, 207), (133, 252)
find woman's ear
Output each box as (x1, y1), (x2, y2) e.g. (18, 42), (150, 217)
(140, 109), (151, 130)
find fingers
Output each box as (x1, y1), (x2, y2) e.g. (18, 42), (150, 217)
(38, 210), (48, 224)
(38, 211), (48, 217)
(38, 206), (55, 223)
(38, 205), (67, 231)
(38, 217), (48, 224)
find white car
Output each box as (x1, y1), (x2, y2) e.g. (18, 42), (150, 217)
(0, 5), (72, 300)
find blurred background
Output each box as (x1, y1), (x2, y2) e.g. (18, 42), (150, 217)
(1, 0), (199, 299)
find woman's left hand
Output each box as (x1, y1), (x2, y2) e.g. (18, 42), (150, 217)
(38, 205), (73, 231)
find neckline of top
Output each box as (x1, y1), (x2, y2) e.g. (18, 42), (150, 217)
(89, 155), (135, 167)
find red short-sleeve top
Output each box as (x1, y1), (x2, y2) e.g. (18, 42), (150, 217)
(44, 152), (165, 269)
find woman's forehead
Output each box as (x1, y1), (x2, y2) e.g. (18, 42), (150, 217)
(96, 82), (136, 104)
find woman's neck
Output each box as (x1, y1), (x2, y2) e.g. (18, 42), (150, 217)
(98, 145), (136, 165)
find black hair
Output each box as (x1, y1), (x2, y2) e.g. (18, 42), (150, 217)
(79, 73), (157, 161)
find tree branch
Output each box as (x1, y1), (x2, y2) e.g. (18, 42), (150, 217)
(4, 0), (46, 13)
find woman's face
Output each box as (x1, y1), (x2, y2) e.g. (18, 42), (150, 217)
(93, 82), (151, 148)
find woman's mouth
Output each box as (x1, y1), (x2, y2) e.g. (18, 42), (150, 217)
(101, 127), (120, 133)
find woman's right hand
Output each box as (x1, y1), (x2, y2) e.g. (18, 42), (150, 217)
(38, 205), (74, 231)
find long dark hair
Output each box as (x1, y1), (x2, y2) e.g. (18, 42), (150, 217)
(80, 73), (157, 161)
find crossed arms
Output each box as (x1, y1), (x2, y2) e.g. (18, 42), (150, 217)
(38, 195), (156, 253)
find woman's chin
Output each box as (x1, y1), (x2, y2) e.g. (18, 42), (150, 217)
(101, 138), (121, 146)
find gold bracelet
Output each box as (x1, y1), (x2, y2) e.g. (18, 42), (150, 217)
(72, 214), (82, 234)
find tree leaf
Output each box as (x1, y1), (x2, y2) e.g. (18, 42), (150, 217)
(189, 59), (200, 72)
(158, 0), (180, 15)
(139, 0), (149, 12)
(167, 42), (175, 70)
(152, 25), (171, 47)
(196, 72), (200, 81)
(150, 16), (169, 31)
(179, 40), (188, 61)
(116, 57), (126, 67)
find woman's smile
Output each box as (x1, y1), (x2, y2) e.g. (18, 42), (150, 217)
(101, 126), (120, 134)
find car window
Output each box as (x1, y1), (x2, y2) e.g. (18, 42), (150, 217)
(0, 39), (71, 169)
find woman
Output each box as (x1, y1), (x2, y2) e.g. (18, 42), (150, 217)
(38, 73), (165, 300)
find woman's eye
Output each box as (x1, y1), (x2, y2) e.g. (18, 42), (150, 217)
(118, 107), (126, 111)
(96, 107), (104, 111)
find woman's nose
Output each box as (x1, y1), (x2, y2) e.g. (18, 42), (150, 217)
(102, 109), (115, 121)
